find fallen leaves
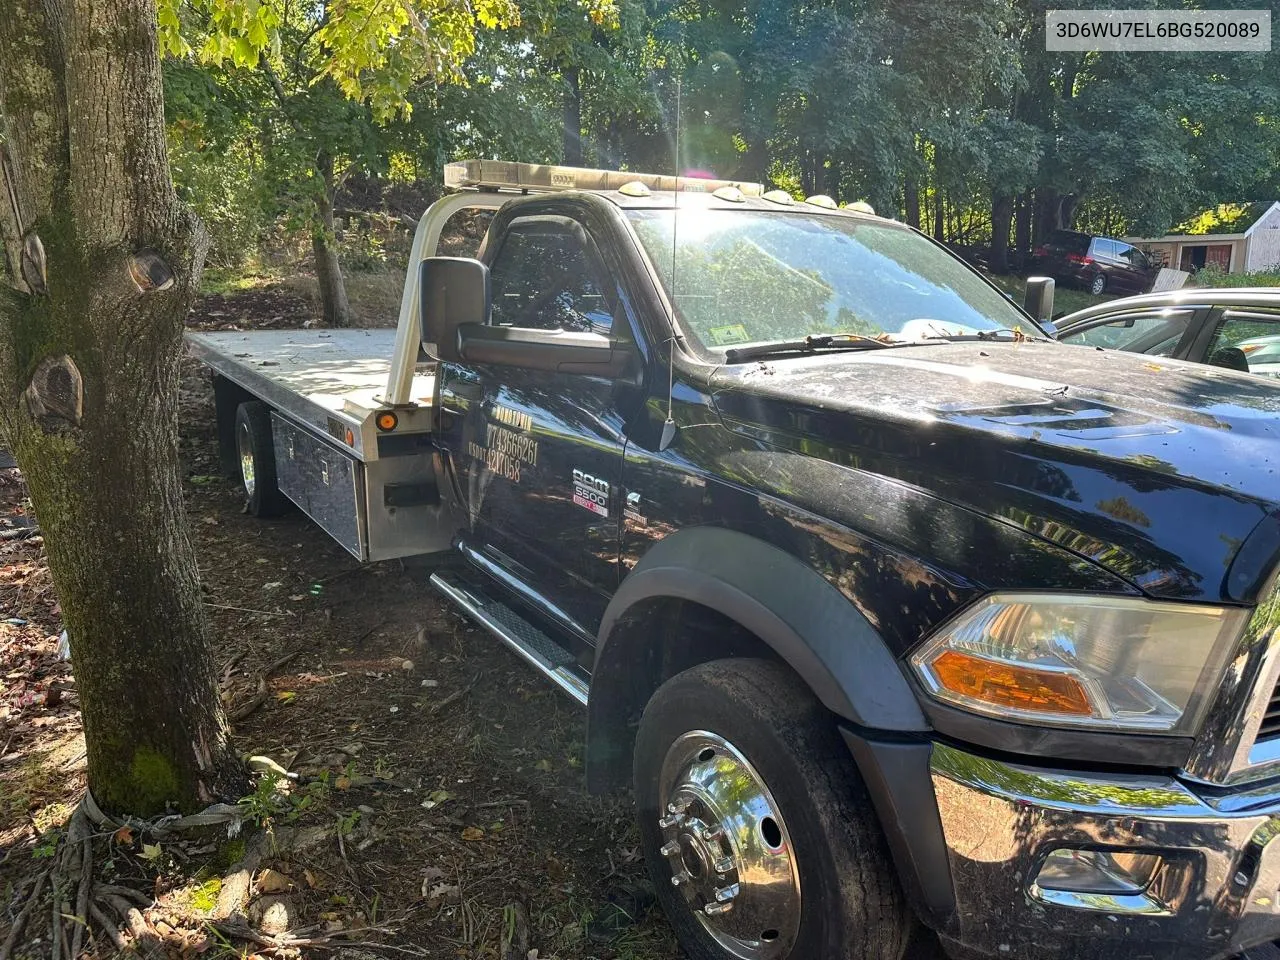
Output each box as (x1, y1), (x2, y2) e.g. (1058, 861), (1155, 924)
(255, 868), (293, 893)
(426, 882), (460, 903)
(460, 826), (485, 841)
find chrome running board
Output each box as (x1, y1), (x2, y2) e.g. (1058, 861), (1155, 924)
(430, 570), (589, 707)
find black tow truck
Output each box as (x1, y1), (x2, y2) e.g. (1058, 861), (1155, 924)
(196, 160), (1280, 960)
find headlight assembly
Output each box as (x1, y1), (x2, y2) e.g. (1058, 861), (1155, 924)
(909, 594), (1248, 735)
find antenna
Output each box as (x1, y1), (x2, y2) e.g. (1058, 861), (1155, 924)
(659, 78), (681, 452)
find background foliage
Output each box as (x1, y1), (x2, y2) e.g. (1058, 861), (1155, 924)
(162, 0), (1280, 309)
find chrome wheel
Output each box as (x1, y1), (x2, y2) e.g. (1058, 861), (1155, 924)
(657, 730), (801, 959)
(238, 419), (256, 497)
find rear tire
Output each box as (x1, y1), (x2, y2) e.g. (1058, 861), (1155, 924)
(633, 658), (909, 960)
(235, 401), (287, 518)
(1089, 272), (1107, 295)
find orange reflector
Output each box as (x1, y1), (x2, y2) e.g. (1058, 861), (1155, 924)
(930, 650), (1093, 716)
(376, 412), (398, 432)
(344, 428), (355, 446)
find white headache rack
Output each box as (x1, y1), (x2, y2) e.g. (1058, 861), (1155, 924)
(444, 159), (765, 197)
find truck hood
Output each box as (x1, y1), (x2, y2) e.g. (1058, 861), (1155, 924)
(709, 341), (1280, 604)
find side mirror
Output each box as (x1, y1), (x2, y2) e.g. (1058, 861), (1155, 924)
(420, 257), (490, 363)
(1023, 276), (1056, 333)
(1209, 347), (1250, 373)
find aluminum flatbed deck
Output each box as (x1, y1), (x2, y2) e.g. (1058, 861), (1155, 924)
(186, 328), (436, 461)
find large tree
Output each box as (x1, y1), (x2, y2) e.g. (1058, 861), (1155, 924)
(0, 0), (243, 815)
(0, 0), (611, 819)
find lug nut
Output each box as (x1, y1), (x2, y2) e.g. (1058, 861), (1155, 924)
(668, 798), (691, 815)
(714, 856), (734, 874)
(704, 901), (733, 916)
(714, 883), (740, 902)
(671, 871), (692, 887)
(660, 841), (681, 858)
(659, 813), (685, 829)
(701, 826), (724, 843)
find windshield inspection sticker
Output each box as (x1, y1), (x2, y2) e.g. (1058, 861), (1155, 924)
(573, 469), (610, 517)
(708, 324), (750, 345)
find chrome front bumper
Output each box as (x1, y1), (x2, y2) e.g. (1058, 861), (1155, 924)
(932, 742), (1280, 960)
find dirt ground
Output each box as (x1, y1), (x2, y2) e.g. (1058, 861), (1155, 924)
(0, 280), (678, 959)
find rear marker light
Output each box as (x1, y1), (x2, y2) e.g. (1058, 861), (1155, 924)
(376, 412), (399, 432)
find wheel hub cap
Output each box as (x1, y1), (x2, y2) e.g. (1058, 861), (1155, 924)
(658, 731), (801, 959)
(237, 421), (256, 496)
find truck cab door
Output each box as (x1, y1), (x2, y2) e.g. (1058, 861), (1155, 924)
(434, 208), (639, 646)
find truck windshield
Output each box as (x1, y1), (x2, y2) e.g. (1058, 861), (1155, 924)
(627, 208), (1033, 352)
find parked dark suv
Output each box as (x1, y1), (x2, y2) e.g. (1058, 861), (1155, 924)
(1037, 229), (1155, 295)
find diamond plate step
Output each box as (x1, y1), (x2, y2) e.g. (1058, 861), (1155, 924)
(431, 569), (589, 706)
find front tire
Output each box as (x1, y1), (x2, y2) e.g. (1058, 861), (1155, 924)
(633, 658), (908, 960)
(234, 401), (287, 518)
(1088, 272), (1107, 295)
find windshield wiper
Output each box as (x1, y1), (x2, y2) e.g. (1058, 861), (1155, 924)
(723, 334), (900, 364)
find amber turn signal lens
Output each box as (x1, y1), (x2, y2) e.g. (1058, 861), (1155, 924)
(930, 649), (1093, 716)
(376, 412), (398, 432)
(344, 428), (355, 446)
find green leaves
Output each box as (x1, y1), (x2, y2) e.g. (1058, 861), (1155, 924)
(156, 0), (617, 119)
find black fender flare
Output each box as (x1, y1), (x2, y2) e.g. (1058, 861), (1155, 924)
(593, 526), (929, 732)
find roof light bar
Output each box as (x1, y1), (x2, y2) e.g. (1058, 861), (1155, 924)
(804, 194), (838, 209)
(444, 160), (764, 197)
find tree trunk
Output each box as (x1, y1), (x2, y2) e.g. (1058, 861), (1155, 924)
(1014, 192), (1032, 270)
(904, 176), (921, 229)
(0, 0), (245, 816)
(740, 136), (769, 183)
(1059, 193), (1079, 232)
(1032, 188), (1054, 244)
(819, 158), (841, 203)
(313, 152), (352, 328)
(563, 67), (582, 167)
(990, 193), (1014, 275)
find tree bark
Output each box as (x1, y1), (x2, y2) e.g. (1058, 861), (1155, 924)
(0, 0), (245, 815)
(990, 193), (1014, 275)
(313, 151), (352, 328)
(562, 66), (582, 167)
(1033, 188), (1061, 244)
(1014, 192), (1031, 270)
(819, 158), (842, 204)
(904, 176), (921, 229)
(1059, 193), (1079, 232)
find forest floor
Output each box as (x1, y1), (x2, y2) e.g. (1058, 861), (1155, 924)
(0, 278), (681, 960)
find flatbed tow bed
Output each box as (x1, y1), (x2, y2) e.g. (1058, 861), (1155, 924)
(186, 328), (437, 458)
(184, 165), (529, 562)
(188, 323), (453, 563)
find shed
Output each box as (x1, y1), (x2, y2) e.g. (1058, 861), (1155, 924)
(1126, 202), (1280, 274)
